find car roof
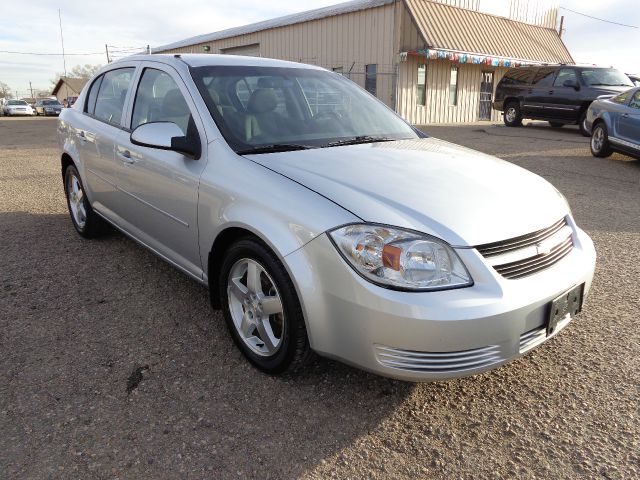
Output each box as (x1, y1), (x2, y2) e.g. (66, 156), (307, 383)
(113, 53), (324, 71)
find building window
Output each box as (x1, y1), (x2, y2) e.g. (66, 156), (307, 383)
(332, 67), (343, 75)
(416, 63), (427, 106)
(449, 67), (458, 106)
(365, 64), (377, 96)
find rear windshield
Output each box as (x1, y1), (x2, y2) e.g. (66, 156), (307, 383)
(42, 100), (61, 105)
(7, 100), (28, 106)
(580, 68), (633, 87)
(500, 68), (534, 86)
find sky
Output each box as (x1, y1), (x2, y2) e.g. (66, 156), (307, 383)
(1, 0), (638, 98)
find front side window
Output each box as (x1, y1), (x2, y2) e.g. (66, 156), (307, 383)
(190, 65), (417, 152)
(611, 91), (631, 104)
(449, 67), (458, 106)
(554, 68), (577, 87)
(365, 64), (377, 96)
(531, 67), (556, 87)
(580, 68), (633, 87)
(630, 91), (640, 109)
(93, 68), (135, 126)
(417, 64), (427, 106)
(131, 68), (192, 135)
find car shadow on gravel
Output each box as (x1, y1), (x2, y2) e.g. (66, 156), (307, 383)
(1, 211), (413, 479)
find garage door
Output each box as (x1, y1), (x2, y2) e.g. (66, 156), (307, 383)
(220, 43), (260, 57)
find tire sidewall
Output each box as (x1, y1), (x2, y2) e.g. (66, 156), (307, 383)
(218, 239), (302, 373)
(590, 123), (611, 157)
(64, 164), (89, 235)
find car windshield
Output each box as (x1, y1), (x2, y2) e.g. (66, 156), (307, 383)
(580, 68), (633, 87)
(190, 65), (417, 153)
(43, 100), (61, 105)
(8, 100), (27, 106)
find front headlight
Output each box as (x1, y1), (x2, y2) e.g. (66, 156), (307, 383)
(328, 224), (472, 291)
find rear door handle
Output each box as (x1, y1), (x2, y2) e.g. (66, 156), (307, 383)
(548, 90), (554, 94)
(621, 113), (630, 118)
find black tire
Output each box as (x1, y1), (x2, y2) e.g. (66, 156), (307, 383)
(503, 101), (522, 127)
(63, 164), (109, 238)
(590, 122), (613, 158)
(218, 238), (313, 374)
(549, 122), (564, 128)
(578, 112), (590, 137)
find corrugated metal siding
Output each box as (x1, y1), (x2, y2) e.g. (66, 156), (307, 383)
(404, 0), (572, 63)
(164, 3), (398, 107)
(154, 0), (395, 52)
(397, 56), (507, 124)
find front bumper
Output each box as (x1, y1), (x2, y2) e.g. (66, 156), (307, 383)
(284, 222), (596, 381)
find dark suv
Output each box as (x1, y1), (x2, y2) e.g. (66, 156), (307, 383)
(493, 65), (634, 135)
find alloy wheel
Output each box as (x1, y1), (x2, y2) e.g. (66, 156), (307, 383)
(227, 258), (284, 356)
(67, 171), (87, 229)
(591, 126), (604, 153)
(505, 107), (516, 123)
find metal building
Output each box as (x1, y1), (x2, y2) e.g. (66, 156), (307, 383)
(154, 0), (572, 124)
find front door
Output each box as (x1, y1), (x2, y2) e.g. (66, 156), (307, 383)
(479, 71), (494, 120)
(114, 64), (208, 278)
(617, 90), (640, 147)
(548, 67), (582, 122)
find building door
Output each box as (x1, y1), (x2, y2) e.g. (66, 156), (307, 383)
(479, 72), (494, 120)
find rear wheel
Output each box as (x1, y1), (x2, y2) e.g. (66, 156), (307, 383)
(590, 122), (613, 158)
(549, 122), (564, 128)
(219, 238), (313, 374)
(64, 164), (109, 238)
(503, 102), (522, 127)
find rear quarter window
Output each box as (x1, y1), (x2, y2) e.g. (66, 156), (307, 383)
(500, 68), (533, 86)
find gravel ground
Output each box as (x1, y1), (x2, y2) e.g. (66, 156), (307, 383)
(1, 116), (638, 479)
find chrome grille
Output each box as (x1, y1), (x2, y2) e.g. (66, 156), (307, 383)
(476, 218), (567, 257)
(476, 218), (574, 279)
(493, 236), (573, 279)
(374, 344), (503, 373)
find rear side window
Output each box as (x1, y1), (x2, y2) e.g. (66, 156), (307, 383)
(554, 68), (577, 87)
(531, 67), (556, 87)
(93, 68), (135, 126)
(85, 75), (103, 115)
(500, 68), (533, 86)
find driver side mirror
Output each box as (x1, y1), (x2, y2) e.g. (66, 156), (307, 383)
(130, 121), (201, 159)
(563, 79), (580, 90)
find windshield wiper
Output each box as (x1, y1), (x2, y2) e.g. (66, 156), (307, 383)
(322, 136), (395, 148)
(236, 144), (313, 155)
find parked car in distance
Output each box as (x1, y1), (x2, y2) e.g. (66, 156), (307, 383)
(2, 99), (35, 116)
(57, 54), (596, 381)
(587, 87), (640, 160)
(34, 98), (63, 116)
(63, 96), (78, 108)
(494, 65), (634, 136)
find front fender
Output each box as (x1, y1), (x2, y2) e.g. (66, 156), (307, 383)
(197, 142), (360, 278)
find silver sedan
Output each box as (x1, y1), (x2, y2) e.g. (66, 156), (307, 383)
(56, 54), (596, 381)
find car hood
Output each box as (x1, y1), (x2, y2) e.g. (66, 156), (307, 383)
(248, 138), (569, 247)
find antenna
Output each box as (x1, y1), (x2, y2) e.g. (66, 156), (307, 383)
(58, 9), (69, 101)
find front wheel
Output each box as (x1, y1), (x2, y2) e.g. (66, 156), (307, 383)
(590, 123), (613, 158)
(579, 112), (590, 137)
(64, 164), (109, 238)
(219, 238), (313, 374)
(503, 102), (523, 127)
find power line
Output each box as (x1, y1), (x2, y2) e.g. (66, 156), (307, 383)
(560, 7), (638, 29)
(0, 49), (105, 56)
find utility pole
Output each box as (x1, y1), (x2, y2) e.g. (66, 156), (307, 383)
(29, 82), (34, 100)
(146, 45), (151, 54)
(558, 15), (565, 38)
(105, 44), (111, 63)
(58, 9), (69, 103)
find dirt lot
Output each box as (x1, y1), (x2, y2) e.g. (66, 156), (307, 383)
(1, 116), (638, 479)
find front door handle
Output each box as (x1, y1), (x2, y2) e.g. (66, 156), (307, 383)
(117, 149), (134, 164)
(621, 113), (630, 118)
(548, 90), (554, 94)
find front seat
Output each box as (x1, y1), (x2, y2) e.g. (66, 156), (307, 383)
(244, 88), (285, 141)
(161, 89), (191, 134)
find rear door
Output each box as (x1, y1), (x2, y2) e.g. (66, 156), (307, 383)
(114, 62), (208, 278)
(522, 67), (556, 118)
(76, 65), (137, 218)
(548, 67), (582, 121)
